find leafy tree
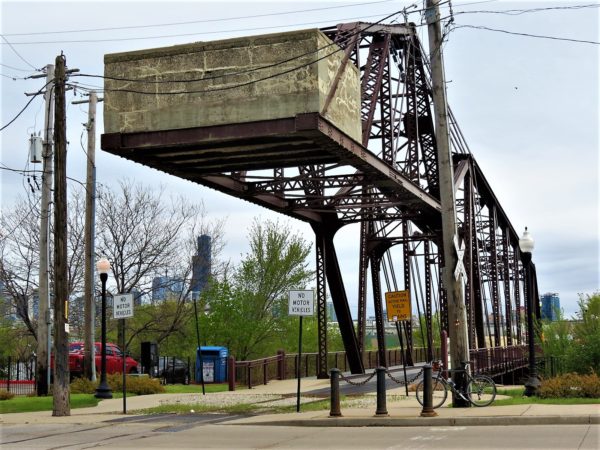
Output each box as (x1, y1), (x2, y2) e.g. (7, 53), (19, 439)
(565, 292), (600, 374)
(96, 179), (226, 353)
(202, 219), (313, 360)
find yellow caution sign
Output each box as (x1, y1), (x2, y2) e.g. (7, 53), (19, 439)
(385, 290), (411, 322)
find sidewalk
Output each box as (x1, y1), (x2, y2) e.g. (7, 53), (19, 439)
(1, 377), (598, 427)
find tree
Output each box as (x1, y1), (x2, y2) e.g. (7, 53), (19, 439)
(566, 292), (600, 374)
(95, 179), (226, 357)
(203, 219), (313, 360)
(0, 194), (42, 339)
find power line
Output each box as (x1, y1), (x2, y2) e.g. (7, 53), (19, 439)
(70, 10), (405, 96)
(455, 24), (600, 45)
(2, 0), (395, 36)
(1, 62), (34, 72)
(0, 35), (40, 70)
(0, 91), (43, 132)
(3, 11), (405, 45)
(454, 3), (600, 16)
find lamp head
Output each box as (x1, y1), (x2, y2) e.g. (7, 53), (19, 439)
(519, 227), (535, 254)
(96, 257), (110, 275)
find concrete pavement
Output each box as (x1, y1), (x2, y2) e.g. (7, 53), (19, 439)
(1, 377), (598, 428)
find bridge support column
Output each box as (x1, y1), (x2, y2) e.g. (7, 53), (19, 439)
(312, 222), (364, 374)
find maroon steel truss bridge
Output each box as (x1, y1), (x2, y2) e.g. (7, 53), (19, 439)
(102, 22), (540, 377)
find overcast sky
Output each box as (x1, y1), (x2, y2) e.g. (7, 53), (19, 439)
(1, 0), (598, 319)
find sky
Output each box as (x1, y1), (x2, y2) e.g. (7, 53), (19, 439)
(1, 0), (598, 319)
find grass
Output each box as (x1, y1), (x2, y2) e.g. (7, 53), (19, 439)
(0, 383), (230, 414)
(163, 383), (229, 394)
(135, 394), (332, 416)
(491, 388), (600, 406)
(0, 394), (100, 414)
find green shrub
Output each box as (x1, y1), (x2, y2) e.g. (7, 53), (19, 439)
(538, 372), (600, 398)
(0, 389), (15, 400)
(107, 373), (165, 395)
(70, 376), (97, 394)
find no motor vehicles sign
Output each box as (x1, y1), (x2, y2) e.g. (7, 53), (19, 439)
(113, 294), (134, 319)
(288, 290), (314, 316)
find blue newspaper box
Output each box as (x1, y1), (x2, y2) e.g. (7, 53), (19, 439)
(196, 346), (228, 383)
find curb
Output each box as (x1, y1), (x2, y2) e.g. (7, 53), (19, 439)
(231, 415), (600, 427)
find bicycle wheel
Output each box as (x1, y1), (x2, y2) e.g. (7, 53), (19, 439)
(415, 376), (448, 409)
(467, 375), (497, 407)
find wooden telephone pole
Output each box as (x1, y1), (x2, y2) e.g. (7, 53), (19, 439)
(52, 54), (70, 416)
(425, 0), (470, 407)
(73, 92), (101, 381)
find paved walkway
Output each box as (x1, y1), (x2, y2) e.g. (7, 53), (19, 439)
(1, 377), (598, 427)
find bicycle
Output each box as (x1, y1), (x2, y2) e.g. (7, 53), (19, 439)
(415, 360), (497, 408)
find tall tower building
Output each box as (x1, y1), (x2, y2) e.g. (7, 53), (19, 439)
(541, 292), (560, 321)
(191, 235), (211, 300)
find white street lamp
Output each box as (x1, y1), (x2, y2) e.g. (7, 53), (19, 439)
(95, 257), (113, 399)
(519, 228), (539, 396)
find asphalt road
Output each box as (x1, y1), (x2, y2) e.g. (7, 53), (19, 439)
(2, 419), (598, 450)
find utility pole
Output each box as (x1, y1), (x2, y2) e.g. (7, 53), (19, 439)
(73, 92), (101, 381)
(34, 64), (54, 397)
(52, 54), (70, 416)
(425, 0), (470, 407)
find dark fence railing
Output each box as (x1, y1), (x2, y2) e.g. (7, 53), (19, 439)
(469, 345), (529, 377)
(229, 347), (440, 390)
(538, 355), (568, 379)
(0, 356), (36, 396)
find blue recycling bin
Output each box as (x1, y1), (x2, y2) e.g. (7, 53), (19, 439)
(196, 346), (228, 383)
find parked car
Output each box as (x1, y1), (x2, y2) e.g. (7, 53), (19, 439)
(154, 357), (190, 384)
(67, 342), (140, 379)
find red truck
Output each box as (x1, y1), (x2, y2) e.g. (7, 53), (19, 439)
(67, 342), (139, 378)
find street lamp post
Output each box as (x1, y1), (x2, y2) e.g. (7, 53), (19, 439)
(95, 257), (113, 399)
(519, 227), (540, 397)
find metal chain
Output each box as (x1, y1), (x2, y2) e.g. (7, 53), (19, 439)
(384, 367), (424, 386)
(339, 370), (377, 386)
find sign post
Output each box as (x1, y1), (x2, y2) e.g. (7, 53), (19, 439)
(288, 290), (314, 413)
(385, 290), (411, 395)
(113, 293), (134, 414)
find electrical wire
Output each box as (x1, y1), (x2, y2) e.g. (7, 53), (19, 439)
(0, 92), (43, 132)
(455, 24), (600, 45)
(69, 10), (405, 96)
(0, 35), (40, 70)
(1, 62), (34, 72)
(3, 0), (396, 36)
(3, 11), (406, 45)
(454, 3), (600, 16)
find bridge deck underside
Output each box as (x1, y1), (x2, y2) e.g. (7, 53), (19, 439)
(102, 113), (440, 227)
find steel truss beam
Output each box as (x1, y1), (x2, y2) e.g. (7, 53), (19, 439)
(102, 23), (539, 376)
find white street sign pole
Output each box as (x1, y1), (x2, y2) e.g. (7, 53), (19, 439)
(113, 293), (134, 414)
(288, 290), (314, 413)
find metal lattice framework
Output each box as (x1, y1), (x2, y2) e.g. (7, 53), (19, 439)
(102, 22), (539, 376)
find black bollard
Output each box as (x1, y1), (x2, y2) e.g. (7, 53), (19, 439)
(420, 364), (438, 417)
(375, 367), (388, 416)
(329, 368), (342, 417)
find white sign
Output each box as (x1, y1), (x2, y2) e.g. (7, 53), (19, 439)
(203, 360), (214, 382)
(113, 294), (134, 319)
(453, 235), (467, 282)
(288, 290), (314, 316)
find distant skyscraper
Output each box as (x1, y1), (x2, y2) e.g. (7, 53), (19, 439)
(152, 276), (184, 302)
(327, 301), (337, 322)
(191, 235), (211, 299)
(541, 292), (560, 321)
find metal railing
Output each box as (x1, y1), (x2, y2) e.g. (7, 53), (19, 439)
(469, 345), (529, 377)
(0, 356), (36, 396)
(229, 347), (440, 390)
